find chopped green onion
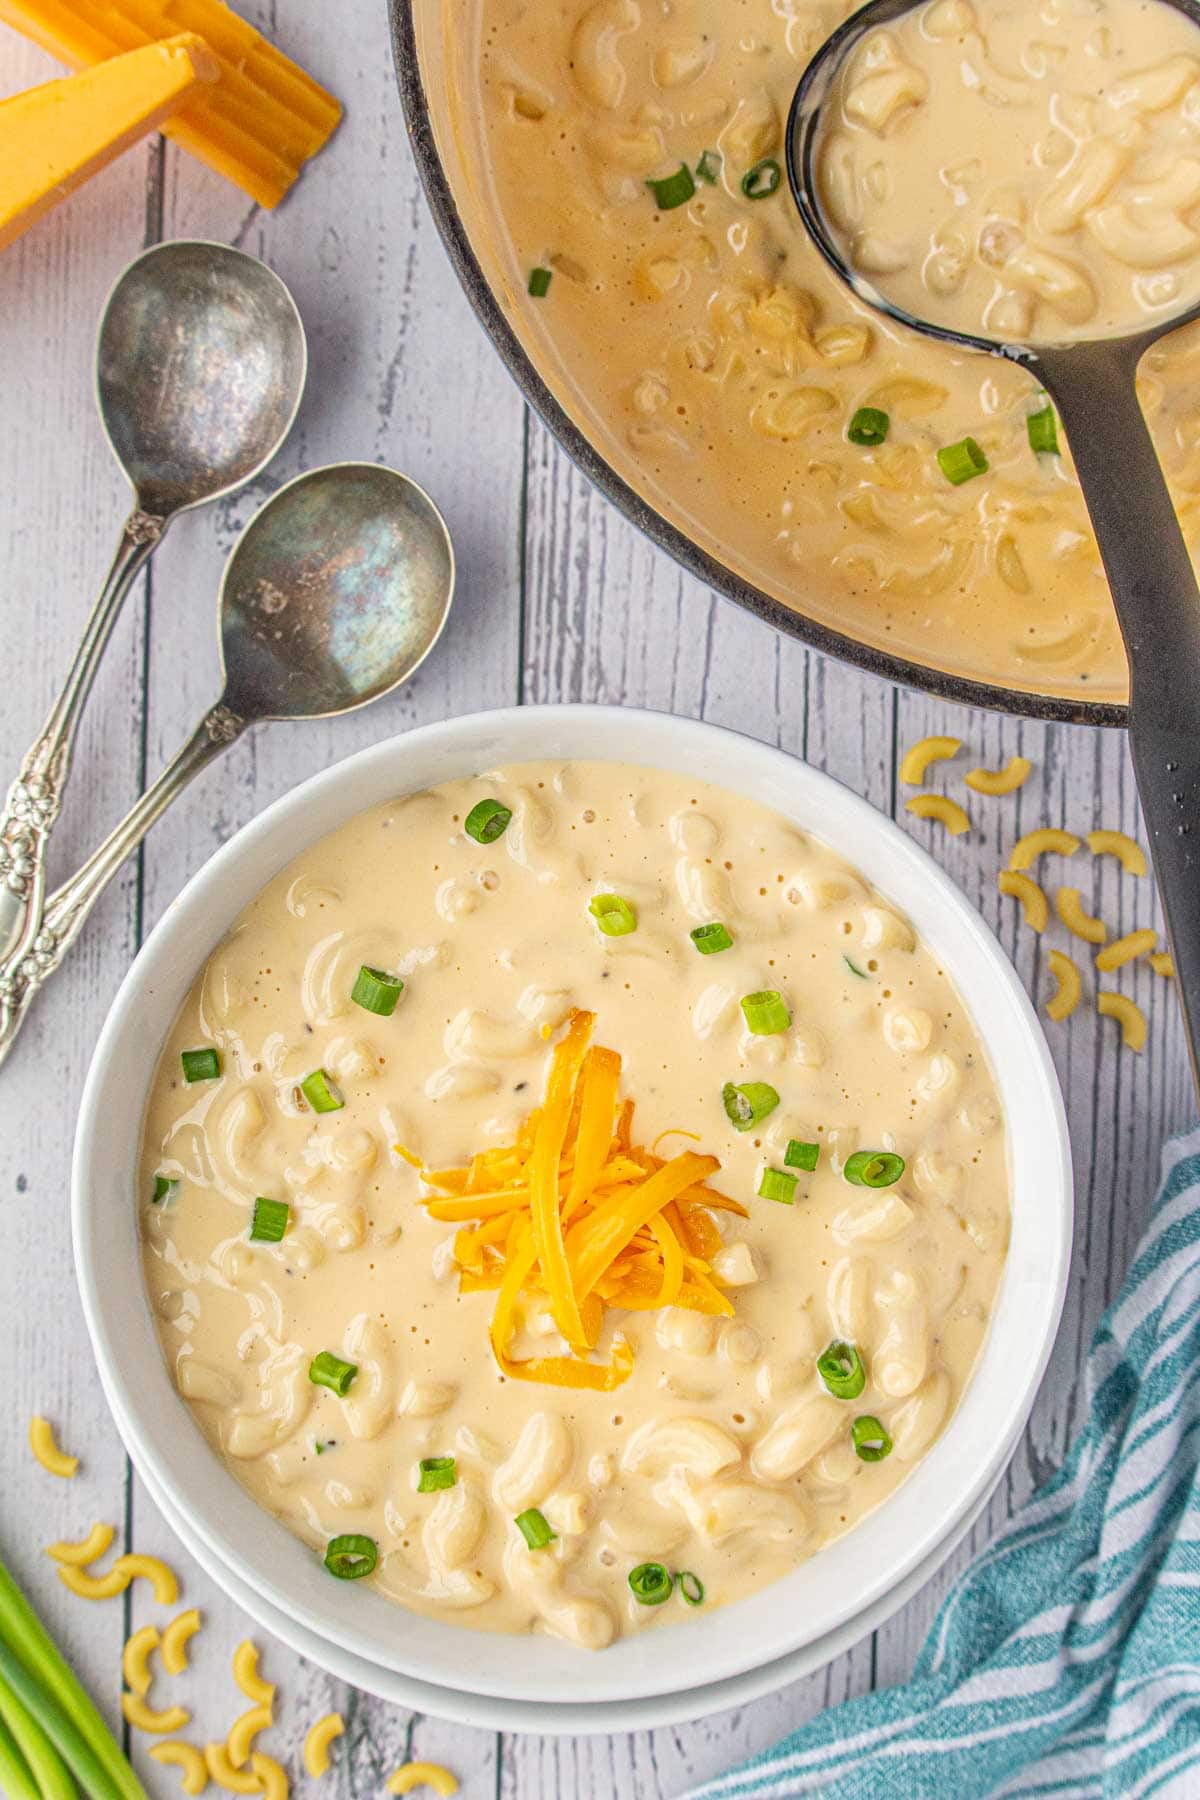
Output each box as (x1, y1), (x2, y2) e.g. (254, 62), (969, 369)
(313, 1441), (331, 1455)
(937, 436), (988, 485)
(417, 1456), (457, 1493)
(847, 407), (889, 447)
(646, 163), (695, 210)
(843, 1150), (905, 1188)
(691, 921), (733, 955)
(151, 1174), (179, 1205)
(844, 955), (868, 978)
(464, 797), (512, 843)
(758, 1166), (798, 1205)
(695, 149), (721, 185)
(628, 1561), (672, 1605)
(515, 1508), (556, 1550)
(852, 1415), (893, 1462)
(1027, 401), (1059, 455)
(722, 1080), (780, 1131)
(528, 266), (553, 298)
(741, 989), (791, 1035)
(589, 894), (637, 937)
(249, 1196), (289, 1243)
(309, 1351), (357, 1396)
(818, 1340), (866, 1400)
(323, 1534), (377, 1580)
(675, 1569), (705, 1606)
(301, 1068), (344, 1113)
(784, 1139), (819, 1172)
(351, 965), (404, 1017)
(742, 158), (781, 199)
(180, 1047), (220, 1083)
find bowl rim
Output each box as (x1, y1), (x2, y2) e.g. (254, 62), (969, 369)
(73, 704), (1073, 1706)
(384, 0), (1126, 730)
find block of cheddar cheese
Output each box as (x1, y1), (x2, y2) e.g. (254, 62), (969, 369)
(0, 0), (342, 208)
(0, 33), (217, 250)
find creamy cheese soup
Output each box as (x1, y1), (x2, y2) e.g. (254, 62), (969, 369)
(456, 0), (1200, 701)
(139, 764), (1009, 1647)
(817, 0), (1200, 341)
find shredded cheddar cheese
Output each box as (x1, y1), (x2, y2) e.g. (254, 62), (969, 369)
(387, 1764), (460, 1798)
(405, 1010), (743, 1392)
(1150, 951), (1175, 978)
(28, 1416), (78, 1477)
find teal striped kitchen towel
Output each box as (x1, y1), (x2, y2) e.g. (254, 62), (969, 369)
(684, 1127), (1200, 1800)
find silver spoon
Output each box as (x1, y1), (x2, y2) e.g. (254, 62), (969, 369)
(788, 0), (1200, 1099)
(0, 239), (307, 975)
(0, 461), (455, 1068)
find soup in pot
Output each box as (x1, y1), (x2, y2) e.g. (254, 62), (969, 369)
(139, 762), (1010, 1647)
(446, 0), (1200, 702)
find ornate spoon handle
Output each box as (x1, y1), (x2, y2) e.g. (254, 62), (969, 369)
(0, 701), (243, 1071)
(0, 509), (166, 972)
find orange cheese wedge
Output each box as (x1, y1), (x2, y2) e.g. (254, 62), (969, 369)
(0, 0), (342, 208)
(0, 34), (216, 251)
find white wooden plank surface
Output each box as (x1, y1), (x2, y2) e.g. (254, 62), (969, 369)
(0, 3), (1194, 1796)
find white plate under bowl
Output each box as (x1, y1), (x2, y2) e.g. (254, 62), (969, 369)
(117, 1359), (994, 1734)
(73, 705), (1072, 1716)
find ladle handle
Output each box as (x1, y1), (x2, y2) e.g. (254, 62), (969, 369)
(1037, 341), (1200, 1096)
(0, 700), (244, 1072)
(0, 508), (166, 973)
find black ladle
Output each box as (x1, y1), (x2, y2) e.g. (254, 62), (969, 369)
(788, 0), (1200, 1098)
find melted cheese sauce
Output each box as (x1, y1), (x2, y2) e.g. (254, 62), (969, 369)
(139, 763), (1009, 1647)
(447, 0), (1200, 702)
(818, 0), (1200, 341)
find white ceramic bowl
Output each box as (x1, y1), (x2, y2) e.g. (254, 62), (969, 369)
(73, 705), (1072, 1715)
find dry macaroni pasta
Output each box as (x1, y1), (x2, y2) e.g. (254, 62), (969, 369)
(28, 1417), (78, 1478)
(226, 1704), (272, 1769)
(1150, 952), (1176, 978)
(303, 1713), (345, 1778)
(1098, 990), (1148, 1052)
(1055, 888), (1108, 946)
(899, 735), (961, 786)
(996, 871), (1048, 934)
(121, 1624), (160, 1698)
(1009, 829), (1080, 871)
(1096, 929), (1158, 972)
(251, 1753), (290, 1800)
(149, 1742), (208, 1795)
(1087, 830), (1148, 876)
(160, 1608), (202, 1676)
(232, 1641), (275, 1706)
(45, 1522), (114, 1566)
(205, 1742), (261, 1794)
(388, 1764), (460, 1798)
(905, 793), (971, 835)
(964, 757), (1032, 797)
(1045, 951), (1083, 1022)
(121, 1692), (190, 1734)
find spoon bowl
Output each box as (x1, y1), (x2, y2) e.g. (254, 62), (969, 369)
(0, 461), (455, 1069)
(785, 0), (1200, 1101)
(96, 239), (307, 520)
(218, 462), (455, 722)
